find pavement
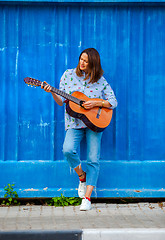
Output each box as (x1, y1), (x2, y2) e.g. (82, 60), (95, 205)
(0, 201), (165, 239)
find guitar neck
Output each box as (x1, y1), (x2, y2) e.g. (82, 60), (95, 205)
(42, 82), (81, 105)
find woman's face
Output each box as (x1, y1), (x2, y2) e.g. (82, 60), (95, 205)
(79, 53), (89, 73)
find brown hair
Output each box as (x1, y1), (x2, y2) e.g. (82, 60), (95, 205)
(76, 48), (104, 83)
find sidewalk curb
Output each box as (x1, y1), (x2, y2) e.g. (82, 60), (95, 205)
(0, 229), (165, 240)
(0, 230), (82, 240)
(83, 228), (165, 240)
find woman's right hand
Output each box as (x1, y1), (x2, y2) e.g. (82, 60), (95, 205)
(41, 81), (52, 92)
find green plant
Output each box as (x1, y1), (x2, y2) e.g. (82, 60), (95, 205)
(45, 194), (82, 207)
(1, 184), (20, 206)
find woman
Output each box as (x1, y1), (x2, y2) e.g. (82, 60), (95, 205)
(41, 48), (117, 211)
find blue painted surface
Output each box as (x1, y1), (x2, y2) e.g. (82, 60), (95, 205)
(1, 0), (165, 3)
(0, 1), (165, 198)
(0, 161), (165, 197)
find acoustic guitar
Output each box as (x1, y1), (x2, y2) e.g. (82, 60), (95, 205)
(24, 77), (113, 132)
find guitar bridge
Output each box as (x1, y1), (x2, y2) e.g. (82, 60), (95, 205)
(96, 108), (102, 119)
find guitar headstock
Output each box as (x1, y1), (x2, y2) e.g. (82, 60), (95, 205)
(24, 77), (42, 87)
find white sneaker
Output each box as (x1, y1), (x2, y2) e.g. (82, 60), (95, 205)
(80, 198), (92, 211)
(78, 181), (86, 198)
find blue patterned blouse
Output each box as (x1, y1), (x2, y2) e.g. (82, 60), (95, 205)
(59, 68), (117, 130)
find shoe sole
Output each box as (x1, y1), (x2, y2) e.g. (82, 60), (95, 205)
(80, 208), (92, 211)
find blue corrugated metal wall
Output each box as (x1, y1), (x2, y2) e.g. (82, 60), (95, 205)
(0, 1), (165, 198)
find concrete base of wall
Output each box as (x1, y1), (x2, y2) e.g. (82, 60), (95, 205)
(0, 160), (165, 198)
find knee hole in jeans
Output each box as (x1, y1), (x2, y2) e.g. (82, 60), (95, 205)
(63, 147), (76, 157)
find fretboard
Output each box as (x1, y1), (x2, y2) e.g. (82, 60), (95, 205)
(42, 82), (81, 105)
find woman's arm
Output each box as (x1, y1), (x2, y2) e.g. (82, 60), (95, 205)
(82, 100), (111, 109)
(41, 82), (63, 106)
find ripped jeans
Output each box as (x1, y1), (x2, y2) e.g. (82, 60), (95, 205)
(63, 128), (103, 187)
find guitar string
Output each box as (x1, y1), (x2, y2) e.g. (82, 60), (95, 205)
(30, 80), (82, 105)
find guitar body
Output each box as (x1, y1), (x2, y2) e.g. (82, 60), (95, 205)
(66, 91), (113, 132)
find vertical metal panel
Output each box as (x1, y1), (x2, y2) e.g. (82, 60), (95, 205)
(0, 1), (165, 197)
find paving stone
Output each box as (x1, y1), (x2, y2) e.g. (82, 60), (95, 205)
(0, 202), (165, 231)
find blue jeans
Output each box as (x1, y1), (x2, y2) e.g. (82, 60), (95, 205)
(63, 128), (103, 187)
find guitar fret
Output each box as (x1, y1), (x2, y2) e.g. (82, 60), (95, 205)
(26, 80), (81, 105)
(51, 87), (81, 105)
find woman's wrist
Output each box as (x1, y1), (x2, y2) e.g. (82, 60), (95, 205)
(95, 101), (105, 107)
(95, 100), (111, 108)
